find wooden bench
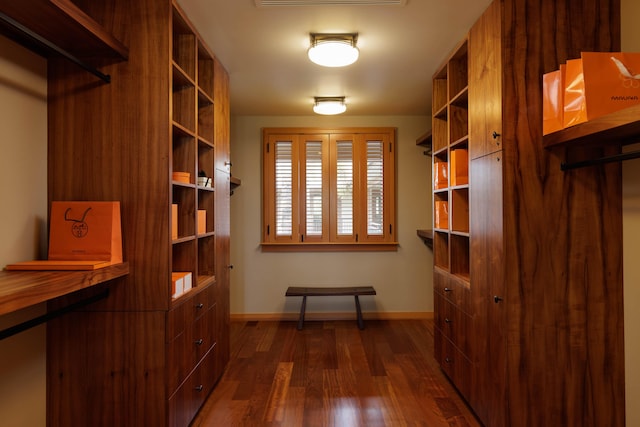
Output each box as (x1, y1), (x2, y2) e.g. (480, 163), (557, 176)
(285, 286), (376, 330)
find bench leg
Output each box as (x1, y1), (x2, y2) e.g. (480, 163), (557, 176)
(297, 296), (307, 330)
(354, 295), (365, 330)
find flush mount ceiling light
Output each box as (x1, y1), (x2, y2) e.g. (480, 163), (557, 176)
(308, 33), (359, 67)
(313, 96), (347, 115)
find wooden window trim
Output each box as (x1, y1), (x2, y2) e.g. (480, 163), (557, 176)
(262, 127), (397, 252)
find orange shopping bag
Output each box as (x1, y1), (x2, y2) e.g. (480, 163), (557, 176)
(48, 201), (123, 264)
(563, 52), (640, 128)
(542, 64), (565, 135)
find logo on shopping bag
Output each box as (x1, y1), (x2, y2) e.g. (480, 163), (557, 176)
(64, 207), (91, 238)
(611, 56), (640, 89)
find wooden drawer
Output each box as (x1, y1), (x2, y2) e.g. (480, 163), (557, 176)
(434, 328), (472, 401)
(434, 267), (471, 315)
(167, 303), (217, 392)
(434, 293), (472, 356)
(168, 344), (218, 427)
(167, 285), (215, 341)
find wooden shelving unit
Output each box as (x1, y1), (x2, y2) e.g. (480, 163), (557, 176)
(430, 38), (472, 401)
(431, 39), (470, 280)
(42, 1), (231, 426)
(429, 1), (625, 426)
(170, 5), (217, 301)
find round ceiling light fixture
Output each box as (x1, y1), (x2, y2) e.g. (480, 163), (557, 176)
(313, 96), (347, 115)
(308, 33), (359, 67)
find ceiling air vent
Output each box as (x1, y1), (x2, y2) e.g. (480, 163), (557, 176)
(255, 0), (407, 6)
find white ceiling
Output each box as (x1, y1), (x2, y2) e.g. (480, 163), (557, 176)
(177, 0), (492, 116)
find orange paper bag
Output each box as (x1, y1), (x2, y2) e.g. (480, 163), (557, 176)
(48, 201), (123, 264)
(433, 160), (448, 190)
(542, 64), (565, 135)
(564, 52), (640, 128)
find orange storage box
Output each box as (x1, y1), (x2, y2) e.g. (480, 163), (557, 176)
(450, 149), (468, 187)
(172, 171), (190, 183)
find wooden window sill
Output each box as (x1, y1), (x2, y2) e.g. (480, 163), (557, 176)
(261, 242), (399, 252)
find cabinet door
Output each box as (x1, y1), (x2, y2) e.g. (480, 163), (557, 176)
(469, 151), (506, 427)
(214, 170), (231, 379)
(214, 58), (231, 173)
(468, 0), (502, 160)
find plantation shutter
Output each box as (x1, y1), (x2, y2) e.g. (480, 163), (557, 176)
(300, 135), (329, 242)
(275, 140), (293, 236)
(366, 139), (384, 235)
(263, 128), (396, 248)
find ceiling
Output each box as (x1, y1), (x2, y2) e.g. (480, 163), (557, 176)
(177, 0), (492, 116)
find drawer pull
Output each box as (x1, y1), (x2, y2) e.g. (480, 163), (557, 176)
(195, 338), (204, 346)
(195, 303), (204, 309)
(445, 357), (452, 364)
(195, 385), (203, 392)
(445, 318), (452, 324)
(494, 295), (503, 303)
(443, 287), (452, 292)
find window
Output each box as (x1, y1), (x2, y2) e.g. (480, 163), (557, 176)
(262, 127), (397, 250)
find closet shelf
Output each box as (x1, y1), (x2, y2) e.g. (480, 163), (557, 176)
(0, 263), (129, 317)
(417, 229), (433, 249)
(543, 104), (640, 149)
(0, 0), (128, 82)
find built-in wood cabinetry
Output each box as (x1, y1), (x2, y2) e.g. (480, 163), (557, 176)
(41, 1), (230, 425)
(431, 1), (624, 426)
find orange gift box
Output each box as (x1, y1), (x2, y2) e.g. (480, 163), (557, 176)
(197, 210), (207, 234)
(435, 200), (449, 230)
(433, 160), (448, 190)
(564, 52), (640, 128)
(450, 149), (468, 187)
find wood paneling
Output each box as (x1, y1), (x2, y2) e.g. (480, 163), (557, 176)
(501, 0), (623, 426)
(47, 0), (171, 312)
(47, 311), (166, 426)
(459, 0), (624, 426)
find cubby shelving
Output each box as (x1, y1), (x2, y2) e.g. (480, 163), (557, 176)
(43, 1), (231, 426)
(431, 39), (469, 279)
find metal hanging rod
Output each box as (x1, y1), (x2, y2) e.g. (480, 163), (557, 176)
(561, 149), (640, 171)
(0, 11), (111, 83)
(0, 289), (109, 341)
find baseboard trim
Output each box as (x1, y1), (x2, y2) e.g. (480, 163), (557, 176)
(230, 311), (434, 322)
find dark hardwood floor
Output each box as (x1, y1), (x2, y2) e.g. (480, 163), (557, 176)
(192, 319), (482, 426)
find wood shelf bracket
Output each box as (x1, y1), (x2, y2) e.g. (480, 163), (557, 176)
(0, 11), (111, 83)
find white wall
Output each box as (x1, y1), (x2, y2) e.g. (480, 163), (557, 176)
(229, 115), (432, 318)
(0, 36), (48, 427)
